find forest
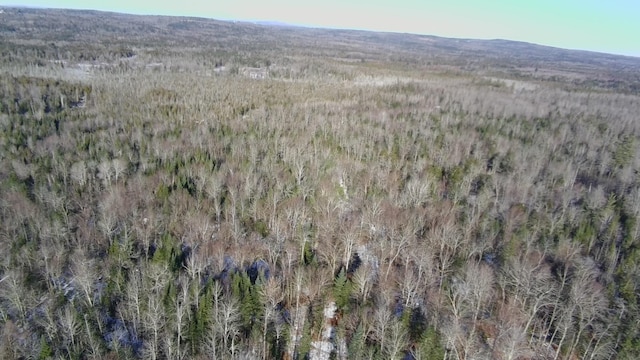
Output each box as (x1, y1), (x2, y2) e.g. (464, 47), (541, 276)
(1, 6), (640, 360)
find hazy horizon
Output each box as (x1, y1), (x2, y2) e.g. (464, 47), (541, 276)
(1, 1), (639, 58)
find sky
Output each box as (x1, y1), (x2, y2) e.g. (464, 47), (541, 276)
(2, 0), (639, 57)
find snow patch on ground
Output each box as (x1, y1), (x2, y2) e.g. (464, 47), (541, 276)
(309, 301), (337, 360)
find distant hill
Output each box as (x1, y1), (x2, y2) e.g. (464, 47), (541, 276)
(0, 6), (638, 93)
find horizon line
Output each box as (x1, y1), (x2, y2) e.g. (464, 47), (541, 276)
(2, 4), (639, 59)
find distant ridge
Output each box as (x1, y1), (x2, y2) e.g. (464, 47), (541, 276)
(1, 6), (639, 92)
(250, 20), (297, 27)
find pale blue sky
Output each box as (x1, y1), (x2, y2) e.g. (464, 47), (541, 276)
(2, 0), (639, 57)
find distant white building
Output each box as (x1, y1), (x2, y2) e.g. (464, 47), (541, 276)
(242, 67), (268, 80)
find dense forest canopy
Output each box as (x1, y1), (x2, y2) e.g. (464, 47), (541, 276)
(1, 6), (640, 360)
